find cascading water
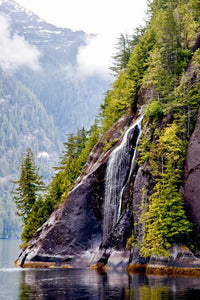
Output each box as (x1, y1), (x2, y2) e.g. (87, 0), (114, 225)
(103, 113), (143, 242)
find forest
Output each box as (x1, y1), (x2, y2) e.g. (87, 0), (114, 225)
(13, 0), (200, 256)
(0, 0), (110, 238)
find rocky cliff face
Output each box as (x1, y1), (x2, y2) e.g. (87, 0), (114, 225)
(17, 103), (200, 270)
(18, 111), (145, 267)
(184, 108), (200, 233)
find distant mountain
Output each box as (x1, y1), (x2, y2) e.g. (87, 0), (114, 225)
(0, 0), (110, 238)
(0, 0), (110, 136)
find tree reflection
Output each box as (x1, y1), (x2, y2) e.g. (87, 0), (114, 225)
(18, 269), (200, 300)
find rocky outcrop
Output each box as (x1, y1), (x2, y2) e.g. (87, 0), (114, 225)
(17, 112), (140, 267)
(17, 104), (200, 271)
(132, 162), (155, 242)
(184, 108), (200, 232)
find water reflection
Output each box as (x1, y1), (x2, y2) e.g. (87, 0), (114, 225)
(2, 240), (200, 299)
(18, 268), (200, 300)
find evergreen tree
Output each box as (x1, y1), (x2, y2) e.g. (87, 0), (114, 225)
(140, 123), (192, 256)
(110, 33), (132, 75)
(12, 148), (45, 241)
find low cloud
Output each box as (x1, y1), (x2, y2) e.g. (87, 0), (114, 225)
(66, 33), (115, 80)
(0, 14), (40, 71)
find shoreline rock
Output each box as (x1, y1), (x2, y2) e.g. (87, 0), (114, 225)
(15, 244), (200, 279)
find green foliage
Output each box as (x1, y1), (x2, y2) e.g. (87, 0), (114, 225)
(8, 0), (200, 252)
(21, 195), (50, 243)
(10, 122), (101, 243)
(102, 0), (199, 256)
(140, 124), (192, 256)
(12, 148), (45, 243)
(102, 71), (136, 131)
(110, 27), (145, 75)
(145, 100), (163, 121)
(136, 1), (200, 253)
(44, 122), (101, 207)
(110, 33), (133, 75)
(102, 27), (156, 132)
(137, 125), (152, 165)
(126, 231), (135, 250)
(0, 69), (61, 238)
(103, 139), (118, 152)
(126, 27), (156, 96)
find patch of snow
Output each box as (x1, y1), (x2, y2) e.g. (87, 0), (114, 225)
(37, 151), (50, 159)
(0, 98), (6, 103)
(39, 29), (62, 34)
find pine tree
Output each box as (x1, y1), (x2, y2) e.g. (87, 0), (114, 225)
(110, 33), (133, 75)
(12, 148), (45, 226)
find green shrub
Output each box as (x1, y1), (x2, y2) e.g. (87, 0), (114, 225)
(145, 100), (163, 121)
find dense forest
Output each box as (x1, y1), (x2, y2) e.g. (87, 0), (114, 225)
(14, 0), (200, 258)
(0, 70), (61, 238)
(0, 0), (110, 238)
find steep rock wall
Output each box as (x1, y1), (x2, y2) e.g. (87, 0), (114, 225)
(18, 112), (141, 267)
(17, 106), (200, 269)
(184, 108), (200, 232)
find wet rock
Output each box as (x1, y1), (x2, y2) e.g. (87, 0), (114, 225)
(132, 162), (155, 242)
(184, 108), (200, 232)
(149, 244), (200, 268)
(106, 250), (131, 272)
(191, 32), (200, 52)
(18, 112), (138, 267)
(18, 164), (106, 266)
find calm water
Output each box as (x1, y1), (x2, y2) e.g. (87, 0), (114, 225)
(1, 240), (200, 299)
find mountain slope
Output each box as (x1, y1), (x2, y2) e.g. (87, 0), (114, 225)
(0, 0), (110, 238)
(0, 0), (110, 136)
(0, 69), (61, 238)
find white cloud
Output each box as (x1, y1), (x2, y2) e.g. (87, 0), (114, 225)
(15, 0), (148, 78)
(66, 33), (115, 79)
(0, 14), (40, 71)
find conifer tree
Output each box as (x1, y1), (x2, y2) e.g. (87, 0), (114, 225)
(110, 33), (132, 75)
(12, 148), (45, 226)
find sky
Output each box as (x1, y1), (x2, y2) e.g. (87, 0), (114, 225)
(15, 0), (148, 34)
(0, 0), (148, 77)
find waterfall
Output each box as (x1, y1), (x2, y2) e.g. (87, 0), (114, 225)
(103, 114), (143, 241)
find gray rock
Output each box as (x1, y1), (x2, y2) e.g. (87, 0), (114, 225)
(18, 112), (138, 267)
(184, 108), (200, 232)
(132, 163), (154, 242)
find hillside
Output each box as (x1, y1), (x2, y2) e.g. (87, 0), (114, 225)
(0, 69), (61, 237)
(16, 0), (200, 271)
(0, 0), (110, 238)
(0, 0), (110, 136)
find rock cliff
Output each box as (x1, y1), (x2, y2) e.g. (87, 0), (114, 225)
(184, 108), (200, 233)
(17, 103), (200, 270)
(18, 111), (144, 267)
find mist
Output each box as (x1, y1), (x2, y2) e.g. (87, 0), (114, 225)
(0, 14), (40, 72)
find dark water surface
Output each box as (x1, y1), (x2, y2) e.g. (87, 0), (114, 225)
(1, 240), (200, 299)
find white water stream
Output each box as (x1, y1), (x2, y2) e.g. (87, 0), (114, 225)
(103, 114), (143, 241)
